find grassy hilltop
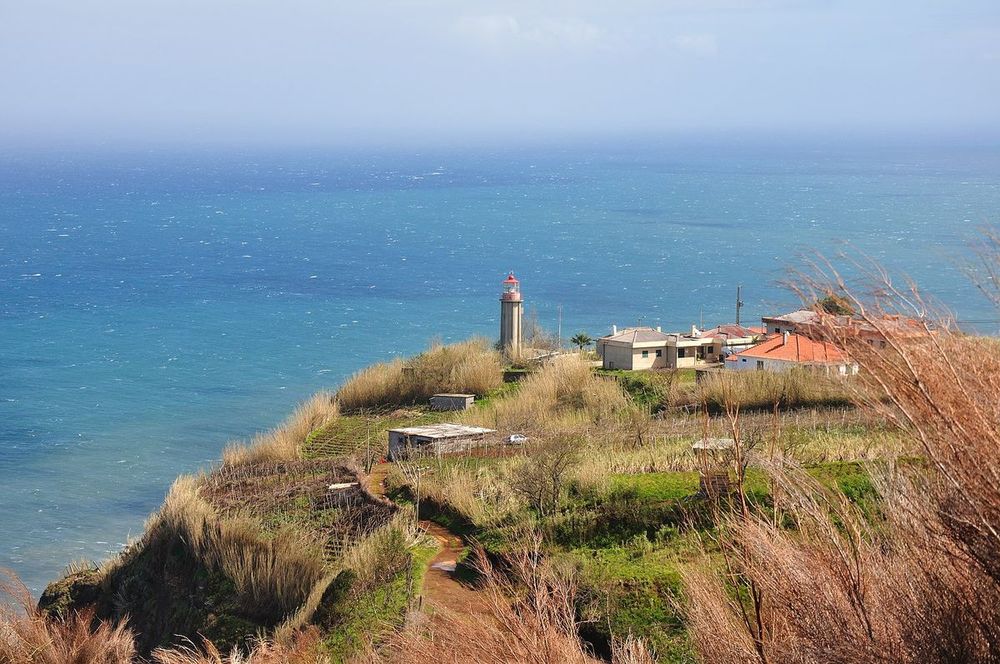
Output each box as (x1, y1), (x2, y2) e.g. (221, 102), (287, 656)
(13, 314), (1000, 663)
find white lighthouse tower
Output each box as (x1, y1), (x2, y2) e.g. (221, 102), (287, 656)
(499, 272), (523, 356)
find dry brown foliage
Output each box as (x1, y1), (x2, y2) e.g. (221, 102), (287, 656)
(684, 260), (1000, 664)
(360, 530), (655, 664)
(152, 630), (322, 664)
(0, 570), (136, 664)
(511, 436), (582, 517)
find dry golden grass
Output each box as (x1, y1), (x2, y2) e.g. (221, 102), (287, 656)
(223, 392), (339, 466)
(148, 476), (327, 618)
(334, 359), (408, 415)
(336, 339), (502, 413)
(1, 575), (331, 664)
(460, 355), (629, 433)
(337, 510), (425, 579)
(389, 458), (524, 527)
(692, 368), (853, 411)
(0, 566), (323, 664)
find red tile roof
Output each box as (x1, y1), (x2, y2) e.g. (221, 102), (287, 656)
(727, 333), (848, 364)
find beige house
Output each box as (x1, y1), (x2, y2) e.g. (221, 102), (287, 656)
(596, 326), (722, 370)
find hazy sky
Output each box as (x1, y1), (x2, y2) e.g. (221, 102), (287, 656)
(1, 0), (998, 146)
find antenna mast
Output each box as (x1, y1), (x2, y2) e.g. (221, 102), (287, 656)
(736, 285), (744, 326)
(557, 304), (563, 348)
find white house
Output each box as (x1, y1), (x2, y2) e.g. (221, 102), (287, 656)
(725, 332), (857, 375)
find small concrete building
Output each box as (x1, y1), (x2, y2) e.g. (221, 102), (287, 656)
(388, 423), (495, 459)
(429, 393), (475, 411)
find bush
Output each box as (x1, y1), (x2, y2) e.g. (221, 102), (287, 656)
(511, 436), (582, 517)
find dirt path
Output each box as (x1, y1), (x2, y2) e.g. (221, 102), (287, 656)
(366, 463), (490, 619)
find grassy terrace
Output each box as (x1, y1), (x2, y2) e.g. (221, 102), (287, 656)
(303, 410), (446, 460)
(384, 450), (877, 661)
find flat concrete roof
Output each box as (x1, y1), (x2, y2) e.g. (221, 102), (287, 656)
(431, 393), (476, 398)
(692, 437), (735, 450)
(762, 309), (820, 324)
(388, 423), (495, 439)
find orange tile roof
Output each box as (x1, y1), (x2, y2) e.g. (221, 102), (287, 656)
(728, 333), (848, 364)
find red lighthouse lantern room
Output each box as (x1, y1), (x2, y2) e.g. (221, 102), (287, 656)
(501, 272), (521, 301)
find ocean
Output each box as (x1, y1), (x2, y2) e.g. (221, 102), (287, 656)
(2, 139), (999, 593)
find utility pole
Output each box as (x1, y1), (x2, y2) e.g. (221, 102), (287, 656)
(557, 304), (563, 348)
(736, 285), (744, 326)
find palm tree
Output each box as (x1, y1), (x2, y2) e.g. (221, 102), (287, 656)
(570, 332), (593, 351)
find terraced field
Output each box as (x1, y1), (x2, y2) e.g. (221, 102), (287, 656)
(303, 410), (449, 461)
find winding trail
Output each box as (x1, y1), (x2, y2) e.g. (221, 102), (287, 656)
(366, 463), (490, 620)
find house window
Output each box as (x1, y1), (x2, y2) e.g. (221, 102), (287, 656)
(677, 348), (685, 358)
(756, 360), (764, 371)
(742, 358), (747, 362)
(655, 349), (662, 357)
(641, 350), (649, 358)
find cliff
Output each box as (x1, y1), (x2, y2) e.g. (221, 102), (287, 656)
(38, 458), (423, 658)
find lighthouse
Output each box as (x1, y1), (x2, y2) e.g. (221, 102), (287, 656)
(499, 272), (523, 355)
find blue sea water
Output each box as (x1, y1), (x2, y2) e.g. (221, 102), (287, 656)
(2, 139), (999, 593)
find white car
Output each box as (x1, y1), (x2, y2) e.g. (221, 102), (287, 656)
(505, 433), (529, 444)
